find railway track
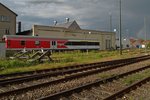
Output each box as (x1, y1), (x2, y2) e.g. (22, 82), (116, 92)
(1, 55), (149, 86)
(119, 77), (150, 100)
(104, 76), (150, 100)
(0, 55), (150, 87)
(38, 65), (150, 100)
(0, 55), (150, 99)
(0, 55), (149, 80)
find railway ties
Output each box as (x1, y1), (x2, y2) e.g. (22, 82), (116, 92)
(0, 55), (150, 99)
(28, 50), (53, 63)
(0, 55), (150, 86)
(9, 49), (53, 63)
(38, 65), (150, 100)
(104, 76), (150, 100)
(10, 49), (31, 60)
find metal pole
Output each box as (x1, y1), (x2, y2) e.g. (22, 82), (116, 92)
(144, 17), (147, 54)
(119, 0), (122, 55)
(84, 32), (88, 54)
(109, 12), (112, 32)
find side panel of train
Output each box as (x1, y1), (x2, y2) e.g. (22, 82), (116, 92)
(6, 38), (68, 50)
(7, 39), (51, 49)
(3, 35), (100, 50)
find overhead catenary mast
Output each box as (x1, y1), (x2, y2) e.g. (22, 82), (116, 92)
(144, 17), (147, 55)
(119, 0), (122, 55)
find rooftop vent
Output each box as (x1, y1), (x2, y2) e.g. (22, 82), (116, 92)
(54, 20), (57, 25)
(66, 18), (69, 23)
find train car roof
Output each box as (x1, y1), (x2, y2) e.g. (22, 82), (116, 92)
(3, 35), (98, 42)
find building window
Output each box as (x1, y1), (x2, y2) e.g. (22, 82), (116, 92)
(0, 15), (10, 22)
(5, 29), (10, 35)
(21, 41), (25, 46)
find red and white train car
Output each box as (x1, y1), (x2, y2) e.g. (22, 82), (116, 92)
(2, 35), (100, 50)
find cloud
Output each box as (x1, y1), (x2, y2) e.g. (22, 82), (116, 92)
(27, 0), (65, 5)
(1, 0), (150, 39)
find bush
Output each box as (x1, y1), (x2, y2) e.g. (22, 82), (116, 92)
(0, 60), (33, 70)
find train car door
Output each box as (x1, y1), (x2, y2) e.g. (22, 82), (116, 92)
(51, 41), (57, 49)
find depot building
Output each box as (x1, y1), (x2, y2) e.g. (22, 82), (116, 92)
(31, 19), (116, 50)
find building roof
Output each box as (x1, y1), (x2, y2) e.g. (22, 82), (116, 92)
(55, 20), (81, 30)
(0, 3), (17, 16)
(16, 30), (32, 35)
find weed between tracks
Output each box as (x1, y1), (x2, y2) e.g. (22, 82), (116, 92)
(0, 49), (149, 75)
(121, 69), (150, 85)
(97, 73), (117, 79)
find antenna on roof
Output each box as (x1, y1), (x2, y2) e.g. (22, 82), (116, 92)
(54, 20), (57, 25)
(66, 18), (69, 23)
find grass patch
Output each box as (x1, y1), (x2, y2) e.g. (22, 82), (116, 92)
(97, 73), (116, 79)
(121, 69), (150, 86)
(0, 60), (34, 70)
(0, 49), (149, 75)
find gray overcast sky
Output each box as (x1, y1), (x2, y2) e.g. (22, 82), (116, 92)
(1, 0), (150, 39)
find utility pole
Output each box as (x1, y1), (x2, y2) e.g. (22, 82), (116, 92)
(144, 17), (147, 55)
(119, 0), (122, 55)
(109, 12), (112, 32)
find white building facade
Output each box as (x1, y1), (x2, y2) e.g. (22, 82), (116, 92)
(32, 20), (116, 50)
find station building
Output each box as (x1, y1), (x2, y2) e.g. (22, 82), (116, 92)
(0, 3), (17, 40)
(32, 20), (116, 50)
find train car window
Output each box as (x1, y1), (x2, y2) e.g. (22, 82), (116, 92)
(81, 42), (86, 45)
(65, 41), (100, 46)
(95, 42), (99, 45)
(89, 42), (99, 45)
(52, 41), (56, 46)
(72, 42), (78, 45)
(65, 42), (84, 45)
(88, 42), (92, 45)
(35, 41), (40, 45)
(21, 41), (25, 46)
(65, 42), (72, 45)
(53, 41), (56, 45)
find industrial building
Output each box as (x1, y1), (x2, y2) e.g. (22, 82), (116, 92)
(0, 2), (115, 50)
(32, 19), (116, 50)
(0, 3), (17, 40)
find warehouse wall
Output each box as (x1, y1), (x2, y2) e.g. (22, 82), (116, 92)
(32, 25), (116, 50)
